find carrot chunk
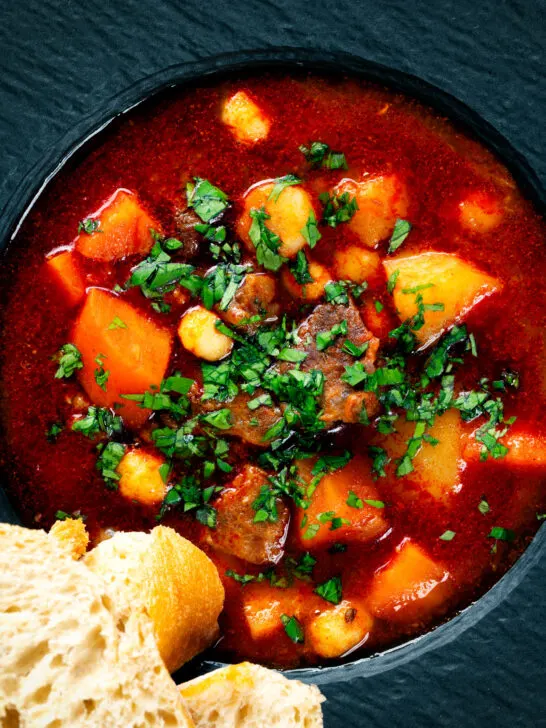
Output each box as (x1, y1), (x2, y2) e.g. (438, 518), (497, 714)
(295, 455), (389, 548)
(72, 288), (172, 427)
(367, 540), (453, 624)
(45, 250), (85, 306)
(74, 188), (158, 262)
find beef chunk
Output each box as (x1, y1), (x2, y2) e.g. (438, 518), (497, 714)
(196, 389), (283, 448)
(173, 207), (201, 260)
(295, 302), (379, 424)
(220, 273), (280, 332)
(205, 464), (289, 564)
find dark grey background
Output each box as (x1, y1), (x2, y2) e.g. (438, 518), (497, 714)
(0, 1), (545, 726)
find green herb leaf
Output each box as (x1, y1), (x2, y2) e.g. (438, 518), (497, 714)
(319, 191), (358, 228)
(201, 408), (232, 430)
(314, 575), (343, 604)
(54, 343), (83, 379)
(288, 250), (313, 284)
(186, 177), (229, 222)
(268, 174), (301, 203)
(388, 219), (412, 254)
(46, 422), (63, 442)
(280, 614), (305, 643)
(78, 218), (101, 234)
(316, 320), (348, 352)
(301, 210), (322, 248)
(72, 406), (123, 439)
(387, 268), (400, 294)
(488, 526), (515, 542)
(363, 498), (385, 509)
(439, 530), (456, 541)
(107, 316), (127, 330)
(96, 441), (126, 489)
(299, 141), (348, 170)
(478, 498), (490, 515)
(248, 206), (288, 272)
(346, 490), (363, 509)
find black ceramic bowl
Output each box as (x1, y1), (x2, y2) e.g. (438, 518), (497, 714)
(1, 49), (545, 725)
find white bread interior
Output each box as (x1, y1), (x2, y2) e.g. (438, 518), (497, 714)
(0, 524), (194, 728)
(180, 662), (325, 728)
(84, 526), (225, 673)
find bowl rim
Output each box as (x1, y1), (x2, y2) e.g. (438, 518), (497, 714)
(0, 47), (544, 687)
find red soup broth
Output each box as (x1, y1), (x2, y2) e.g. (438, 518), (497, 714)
(0, 72), (545, 668)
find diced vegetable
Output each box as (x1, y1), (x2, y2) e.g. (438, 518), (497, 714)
(334, 174), (409, 248)
(75, 188), (158, 261)
(458, 191), (504, 233)
(237, 181), (317, 260)
(296, 455), (389, 548)
(367, 540), (453, 623)
(383, 252), (502, 348)
(334, 245), (382, 285)
(374, 410), (463, 501)
(178, 306), (234, 361)
(117, 448), (167, 505)
(221, 91), (270, 144)
(72, 288), (172, 427)
(45, 250), (86, 306)
(281, 259), (332, 301)
(307, 599), (373, 658)
(463, 430), (546, 468)
(242, 583), (302, 641)
(204, 465), (289, 564)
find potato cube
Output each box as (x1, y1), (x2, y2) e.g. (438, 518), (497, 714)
(373, 410), (463, 501)
(333, 245), (382, 285)
(75, 188), (158, 262)
(221, 91), (270, 144)
(307, 599), (373, 658)
(242, 584), (302, 641)
(118, 448), (167, 505)
(295, 455), (389, 549)
(463, 429), (546, 468)
(458, 191), (503, 233)
(281, 259), (331, 301)
(237, 181), (316, 259)
(367, 540), (453, 624)
(383, 252), (502, 348)
(334, 174), (409, 248)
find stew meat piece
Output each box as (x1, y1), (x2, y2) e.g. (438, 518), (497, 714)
(174, 207), (202, 260)
(220, 273), (280, 331)
(294, 301), (379, 424)
(204, 464), (289, 564)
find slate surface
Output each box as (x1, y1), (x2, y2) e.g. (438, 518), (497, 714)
(0, 1), (545, 726)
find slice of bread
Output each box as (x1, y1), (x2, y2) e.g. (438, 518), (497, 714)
(179, 662), (325, 728)
(0, 524), (194, 728)
(84, 527), (225, 673)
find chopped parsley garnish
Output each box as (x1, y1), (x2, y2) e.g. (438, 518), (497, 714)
(299, 141), (348, 170)
(439, 530), (456, 541)
(346, 490), (363, 509)
(248, 206), (288, 272)
(318, 511), (350, 530)
(288, 250), (313, 284)
(225, 569), (256, 586)
(369, 445), (390, 478)
(492, 369), (520, 391)
(201, 408), (233, 430)
(268, 174), (301, 203)
(314, 575), (342, 604)
(94, 353), (109, 391)
(78, 218), (101, 234)
(301, 210), (322, 248)
(324, 281), (350, 305)
(195, 223), (242, 264)
(316, 320), (348, 352)
(319, 191), (358, 228)
(387, 268), (400, 294)
(122, 373), (193, 421)
(71, 406), (123, 439)
(46, 422), (63, 442)
(186, 177), (229, 223)
(342, 340), (369, 357)
(96, 441), (126, 490)
(54, 343), (83, 379)
(364, 498), (385, 509)
(107, 316), (127, 330)
(280, 614), (304, 643)
(478, 498), (490, 515)
(388, 219), (412, 254)
(55, 510), (85, 521)
(488, 526), (515, 542)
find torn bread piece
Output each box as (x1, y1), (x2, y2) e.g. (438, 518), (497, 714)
(179, 662), (325, 728)
(83, 526), (225, 674)
(0, 524), (194, 728)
